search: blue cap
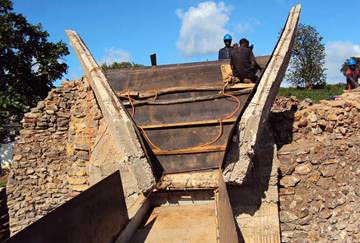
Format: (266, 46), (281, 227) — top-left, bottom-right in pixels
(348, 58), (357, 66)
(223, 34), (232, 41)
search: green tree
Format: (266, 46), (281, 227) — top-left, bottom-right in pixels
(286, 24), (327, 89)
(101, 61), (144, 70)
(0, 0), (69, 141)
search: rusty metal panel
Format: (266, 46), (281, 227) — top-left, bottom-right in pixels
(217, 171), (239, 243)
(106, 61), (224, 92)
(105, 58), (270, 93)
(6, 171), (128, 243)
(128, 95), (249, 125)
(104, 58), (268, 175)
(157, 152), (225, 173)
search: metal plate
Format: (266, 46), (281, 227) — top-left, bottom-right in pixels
(6, 172), (128, 243)
(106, 59), (268, 174)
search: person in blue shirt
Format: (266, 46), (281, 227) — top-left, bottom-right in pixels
(218, 34), (233, 60)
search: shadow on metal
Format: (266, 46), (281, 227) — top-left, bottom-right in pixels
(6, 171), (128, 243)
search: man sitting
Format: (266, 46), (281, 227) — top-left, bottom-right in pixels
(344, 58), (359, 90)
(230, 38), (261, 83)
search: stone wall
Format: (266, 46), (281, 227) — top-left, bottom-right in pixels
(271, 90), (360, 242)
(6, 78), (102, 234)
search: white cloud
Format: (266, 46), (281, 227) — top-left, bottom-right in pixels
(235, 19), (260, 34)
(100, 48), (132, 64)
(325, 41), (360, 83)
(176, 1), (231, 57)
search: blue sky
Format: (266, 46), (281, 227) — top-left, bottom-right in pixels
(13, 0), (360, 85)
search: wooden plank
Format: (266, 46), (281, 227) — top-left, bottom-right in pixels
(139, 118), (237, 130)
(7, 172), (129, 243)
(153, 145), (226, 155)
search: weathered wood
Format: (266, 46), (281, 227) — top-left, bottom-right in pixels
(120, 89), (251, 106)
(65, 30), (155, 193)
(223, 5), (302, 184)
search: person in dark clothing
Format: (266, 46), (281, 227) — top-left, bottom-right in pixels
(344, 58), (359, 90)
(230, 38), (261, 83)
(218, 34), (233, 60)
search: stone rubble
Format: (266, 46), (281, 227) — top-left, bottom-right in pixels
(6, 78), (102, 234)
(5, 75), (360, 241)
(271, 89), (360, 242)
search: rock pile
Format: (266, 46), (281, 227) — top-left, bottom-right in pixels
(271, 89), (360, 242)
(6, 78), (102, 234)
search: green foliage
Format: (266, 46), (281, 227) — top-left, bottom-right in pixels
(0, 0), (69, 139)
(340, 57), (360, 74)
(279, 83), (346, 103)
(101, 61), (144, 70)
(286, 24), (327, 89)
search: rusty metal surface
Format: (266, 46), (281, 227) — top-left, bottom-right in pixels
(128, 94), (248, 125)
(105, 57), (269, 92)
(6, 172), (128, 243)
(105, 58), (269, 174)
(217, 171), (239, 243)
(157, 152), (225, 173)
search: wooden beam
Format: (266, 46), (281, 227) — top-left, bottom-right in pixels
(153, 145), (226, 156)
(139, 118), (237, 130)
